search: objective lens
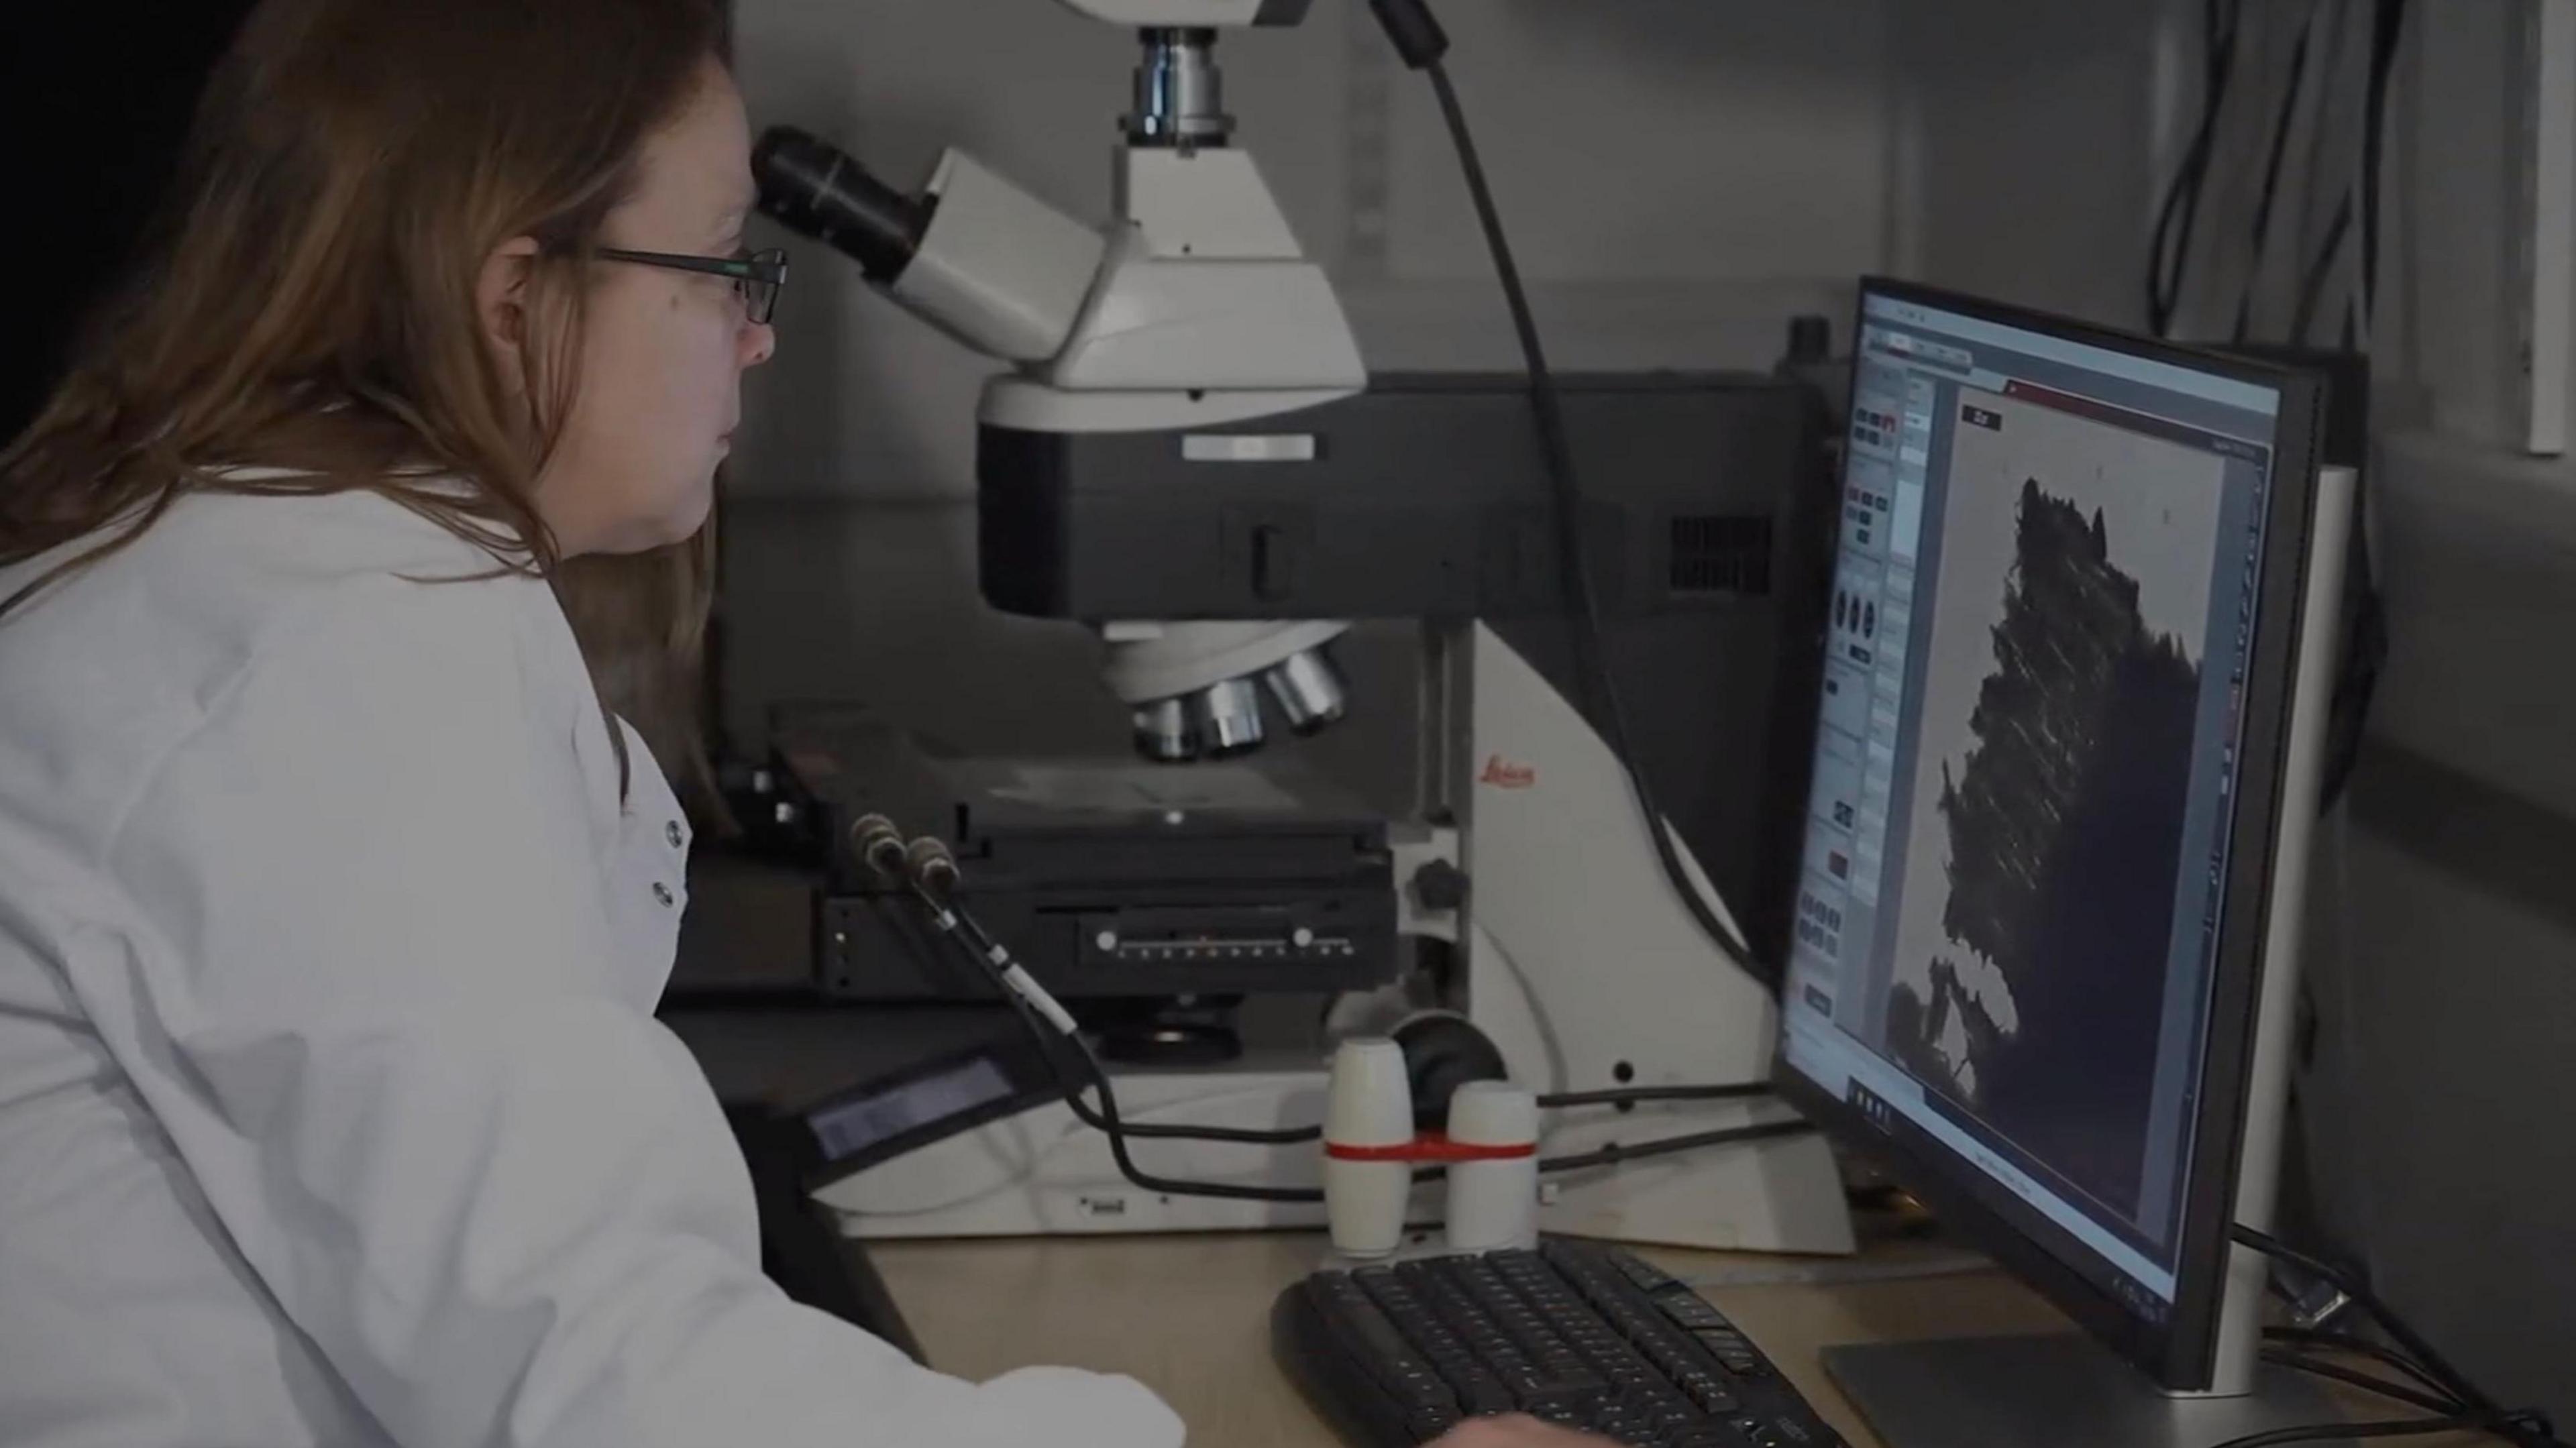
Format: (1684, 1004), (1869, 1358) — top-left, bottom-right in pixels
(1133, 698), (1199, 763)
(1187, 677), (1267, 758)
(1259, 647), (1348, 735)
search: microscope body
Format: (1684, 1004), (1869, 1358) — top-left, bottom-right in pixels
(753, 1), (1855, 1253)
(756, 0), (1362, 762)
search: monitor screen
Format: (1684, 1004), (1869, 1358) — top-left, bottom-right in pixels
(1776, 280), (2322, 1383)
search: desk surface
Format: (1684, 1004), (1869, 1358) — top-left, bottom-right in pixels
(867, 1231), (2076, 1447)
(869, 1232), (2486, 1447)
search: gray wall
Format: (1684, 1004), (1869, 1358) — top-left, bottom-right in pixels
(2286, 7), (2576, 1421)
(2289, 426), (2576, 1422)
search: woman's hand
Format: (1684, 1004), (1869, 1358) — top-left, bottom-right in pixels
(1428, 1414), (1621, 1448)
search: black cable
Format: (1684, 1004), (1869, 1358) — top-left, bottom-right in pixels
(1413, 54), (1760, 985)
(2149, 0), (2217, 330)
(1053, 1022), (1327, 1205)
(2284, 0), (2404, 346)
(1082, 1115), (1316, 1146)
(1053, 1051), (1313, 1143)
(2151, 0), (2245, 336)
(1052, 1060), (1319, 1146)
(2261, 1347), (2463, 1418)
(2259, 1330), (2567, 1448)
(2209, 1413), (2543, 1448)
(914, 882), (1325, 1203)
(2286, 192), (2353, 345)
(1536, 1082), (1772, 1109)
(989, 974), (1324, 1144)
(1536, 1118), (1814, 1176)
(2266, 1327), (2460, 1408)
(2233, 0), (2325, 345)
(1052, 1078), (1781, 1144)
(2360, 0), (2408, 331)
(2231, 1225), (2496, 1415)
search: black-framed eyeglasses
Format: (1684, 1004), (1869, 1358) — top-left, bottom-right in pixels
(594, 245), (788, 325)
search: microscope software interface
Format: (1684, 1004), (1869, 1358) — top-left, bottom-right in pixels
(1782, 290), (2286, 1319)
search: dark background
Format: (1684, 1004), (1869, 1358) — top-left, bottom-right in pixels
(2, 5), (261, 446)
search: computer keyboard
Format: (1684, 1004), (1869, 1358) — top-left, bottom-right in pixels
(1272, 1238), (1847, 1448)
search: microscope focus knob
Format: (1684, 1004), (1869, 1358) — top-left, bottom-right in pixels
(1409, 858), (1467, 913)
(1391, 1011), (1507, 1131)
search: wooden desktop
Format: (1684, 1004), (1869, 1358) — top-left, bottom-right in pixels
(865, 1230), (2076, 1448)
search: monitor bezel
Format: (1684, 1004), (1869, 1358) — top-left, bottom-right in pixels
(1770, 275), (2328, 1390)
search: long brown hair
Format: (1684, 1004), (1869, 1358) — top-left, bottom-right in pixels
(0, 0), (733, 810)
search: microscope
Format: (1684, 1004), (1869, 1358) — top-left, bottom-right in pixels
(735, 0), (1856, 1256)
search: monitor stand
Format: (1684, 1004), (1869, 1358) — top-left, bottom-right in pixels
(1825, 1333), (2347, 1448)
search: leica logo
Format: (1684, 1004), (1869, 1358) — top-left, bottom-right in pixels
(1479, 755), (1537, 789)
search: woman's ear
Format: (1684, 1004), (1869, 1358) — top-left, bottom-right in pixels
(476, 235), (543, 398)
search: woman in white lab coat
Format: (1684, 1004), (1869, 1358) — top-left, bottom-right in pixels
(0, 1), (1601, 1445)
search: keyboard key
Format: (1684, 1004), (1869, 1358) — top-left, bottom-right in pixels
(1685, 1380), (1739, 1414)
(1627, 1391), (1690, 1422)
(1609, 1251), (1684, 1294)
(1318, 1290), (1443, 1394)
(1644, 1337), (1705, 1380)
(1589, 1340), (1656, 1370)
(1407, 1406), (1461, 1441)
(1460, 1378), (1516, 1416)
(1394, 1368), (1452, 1406)
(1648, 1404), (1702, 1434)
(1655, 1294), (1733, 1331)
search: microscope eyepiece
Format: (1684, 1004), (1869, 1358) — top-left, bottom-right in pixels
(752, 125), (930, 285)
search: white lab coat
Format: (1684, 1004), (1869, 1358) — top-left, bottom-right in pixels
(0, 485), (1185, 1448)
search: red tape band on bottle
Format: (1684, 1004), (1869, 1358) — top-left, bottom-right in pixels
(1324, 1133), (1536, 1164)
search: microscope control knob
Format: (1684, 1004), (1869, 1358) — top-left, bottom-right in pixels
(1410, 858), (1467, 913)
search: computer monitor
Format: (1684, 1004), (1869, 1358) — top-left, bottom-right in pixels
(1772, 278), (2350, 1439)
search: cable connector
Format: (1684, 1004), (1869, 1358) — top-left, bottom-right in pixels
(849, 812), (908, 883)
(1366, 0), (1448, 70)
(903, 835), (959, 900)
